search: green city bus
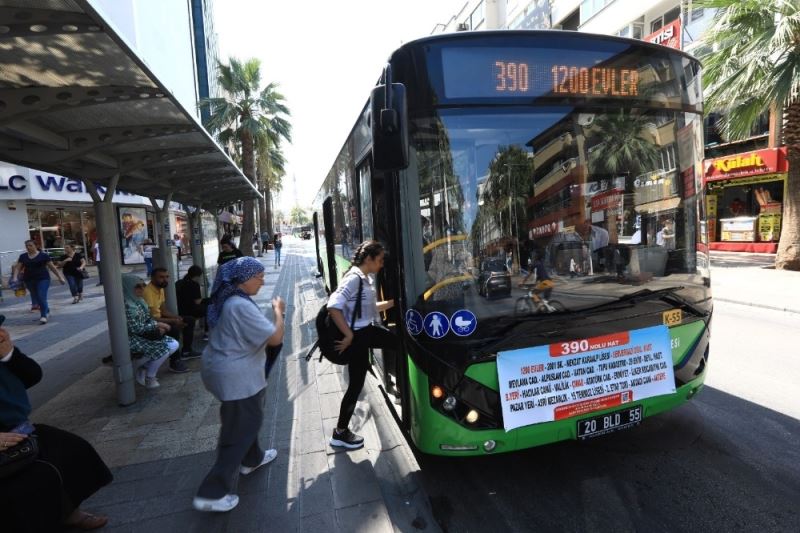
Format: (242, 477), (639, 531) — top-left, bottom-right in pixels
(311, 31), (712, 456)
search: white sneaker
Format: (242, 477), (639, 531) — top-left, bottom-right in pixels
(192, 494), (239, 513)
(39, 317), (47, 324)
(145, 377), (160, 389)
(135, 368), (147, 387)
(239, 449), (277, 475)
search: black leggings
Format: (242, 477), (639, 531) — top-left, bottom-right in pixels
(336, 325), (399, 429)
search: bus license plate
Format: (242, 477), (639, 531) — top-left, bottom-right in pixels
(577, 406), (642, 440)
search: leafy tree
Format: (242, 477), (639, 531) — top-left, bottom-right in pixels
(200, 58), (291, 254)
(290, 206), (310, 226)
(698, 0), (800, 270)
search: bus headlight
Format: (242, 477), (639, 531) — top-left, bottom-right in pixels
(442, 395), (457, 411)
(483, 440), (497, 452)
(431, 385), (444, 399)
(465, 409), (480, 424)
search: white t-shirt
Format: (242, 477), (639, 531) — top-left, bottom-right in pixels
(93, 242), (101, 261)
(143, 244), (155, 259)
(327, 268), (378, 331)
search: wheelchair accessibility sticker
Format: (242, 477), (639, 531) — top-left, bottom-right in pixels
(405, 309), (423, 336)
(424, 311), (450, 339)
(450, 310), (477, 337)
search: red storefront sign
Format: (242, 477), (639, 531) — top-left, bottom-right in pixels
(591, 188), (622, 211)
(704, 147), (788, 182)
(644, 19), (681, 50)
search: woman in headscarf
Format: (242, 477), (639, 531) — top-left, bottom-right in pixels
(122, 274), (179, 389)
(193, 257), (285, 513)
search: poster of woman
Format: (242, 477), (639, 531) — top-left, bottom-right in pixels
(119, 207), (148, 264)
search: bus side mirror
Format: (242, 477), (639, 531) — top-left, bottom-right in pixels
(370, 82), (408, 171)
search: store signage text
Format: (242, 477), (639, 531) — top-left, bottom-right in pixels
(0, 174), (137, 196)
(704, 147), (787, 181)
(711, 153), (764, 173)
(0, 175), (27, 191)
(644, 19), (681, 50)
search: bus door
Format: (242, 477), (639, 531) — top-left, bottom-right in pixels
(358, 159), (403, 398)
(312, 211), (323, 277)
(322, 197), (337, 292)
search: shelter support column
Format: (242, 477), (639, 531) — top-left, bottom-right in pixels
(150, 196), (178, 315)
(84, 177), (135, 406)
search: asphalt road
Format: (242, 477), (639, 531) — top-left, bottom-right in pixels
(416, 302), (800, 533)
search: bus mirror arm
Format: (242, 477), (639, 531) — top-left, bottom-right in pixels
(371, 64), (409, 172)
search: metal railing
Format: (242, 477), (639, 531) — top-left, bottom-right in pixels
(0, 249), (24, 302)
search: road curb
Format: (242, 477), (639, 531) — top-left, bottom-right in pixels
(365, 375), (442, 532)
(715, 297), (800, 315)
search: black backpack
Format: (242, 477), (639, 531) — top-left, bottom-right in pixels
(306, 276), (363, 365)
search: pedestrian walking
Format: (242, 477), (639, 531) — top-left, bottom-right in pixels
(261, 230), (270, 253)
(142, 239), (155, 277)
(174, 234), (183, 264)
(216, 238), (243, 265)
(327, 240), (397, 450)
(92, 240), (103, 286)
(273, 233), (282, 268)
(60, 244), (86, 304)
(193, 257), (285, 513)
(11, 240), (65, 324)
(122, 274), (179, 389)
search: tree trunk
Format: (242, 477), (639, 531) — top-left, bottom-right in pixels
(264, 179), (274, 237)
(776, 102), (800, 270)
(239, 130), (256, 256)
(257, 176), (268, 237)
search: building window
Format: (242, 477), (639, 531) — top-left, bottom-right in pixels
(663, 6), (681, 25)
(650, 16), (663, 33)
(660, 145), (676, 172)
(617, 16), (644, 40)
(580, 0), (614, 24)
(470, 1), (485, 30)
(691, 7), (704, 21)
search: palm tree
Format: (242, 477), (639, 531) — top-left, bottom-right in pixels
(256, 134), (287, 236)
(586, 111), (661, 177)
(200, 58), (291, 254)
(699, 0), (800, 270)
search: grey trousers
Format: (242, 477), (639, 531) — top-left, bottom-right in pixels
(197, 387), (266, 499)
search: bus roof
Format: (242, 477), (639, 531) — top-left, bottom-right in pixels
(390, 30), (701, 66)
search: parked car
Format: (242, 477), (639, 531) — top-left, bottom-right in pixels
(477, 258), (512, 299)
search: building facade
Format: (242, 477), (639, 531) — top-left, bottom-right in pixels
(0, 0), (228, 274)
(432, 0), (785, 254)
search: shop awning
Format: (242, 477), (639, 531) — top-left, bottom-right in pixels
(634, 196), (682, 214)
(0, 0), (259, 207)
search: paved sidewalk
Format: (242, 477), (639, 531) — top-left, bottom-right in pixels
(709, 251), (800, 314)
(25, 241), (437, 532)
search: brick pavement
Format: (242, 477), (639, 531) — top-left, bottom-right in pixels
(9, 240), (436, 532)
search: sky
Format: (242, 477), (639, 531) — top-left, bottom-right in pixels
(213, 0), (467, 212)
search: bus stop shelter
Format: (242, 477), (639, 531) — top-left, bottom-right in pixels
(0, 0), (260, 405)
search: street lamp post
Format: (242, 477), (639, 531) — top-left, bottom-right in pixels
(506, 164), (522, 274)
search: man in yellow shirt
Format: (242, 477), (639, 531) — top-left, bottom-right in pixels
(143, 267), (198, 373)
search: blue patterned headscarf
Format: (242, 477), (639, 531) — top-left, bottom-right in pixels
(206, 256), (265, 328)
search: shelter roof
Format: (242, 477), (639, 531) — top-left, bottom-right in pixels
(0, 0), (258, 207)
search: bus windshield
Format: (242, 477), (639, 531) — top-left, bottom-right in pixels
(402, 105), (708, 340)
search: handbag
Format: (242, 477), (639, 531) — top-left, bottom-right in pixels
(140, 326), (164, 341)
(308, 276), (363, 365)
(0, 435), (39, 479)
(79, 268), (90, 279)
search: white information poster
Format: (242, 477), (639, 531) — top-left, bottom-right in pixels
(497, 325), (675, 431)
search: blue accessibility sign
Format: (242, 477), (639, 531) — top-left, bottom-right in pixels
(424, 311), (450, 339)
(405, 309), (423, 336)
(450, 310), (477, 337)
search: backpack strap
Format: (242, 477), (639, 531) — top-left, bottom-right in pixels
(350, 276), (364, 331)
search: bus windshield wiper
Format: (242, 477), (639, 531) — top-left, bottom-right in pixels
(477, 286), (709, 352)
(577, 286), (708, 317)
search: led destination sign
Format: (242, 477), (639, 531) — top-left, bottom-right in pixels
(441, 46), (660, 102)
(494, 61), (639, 97)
